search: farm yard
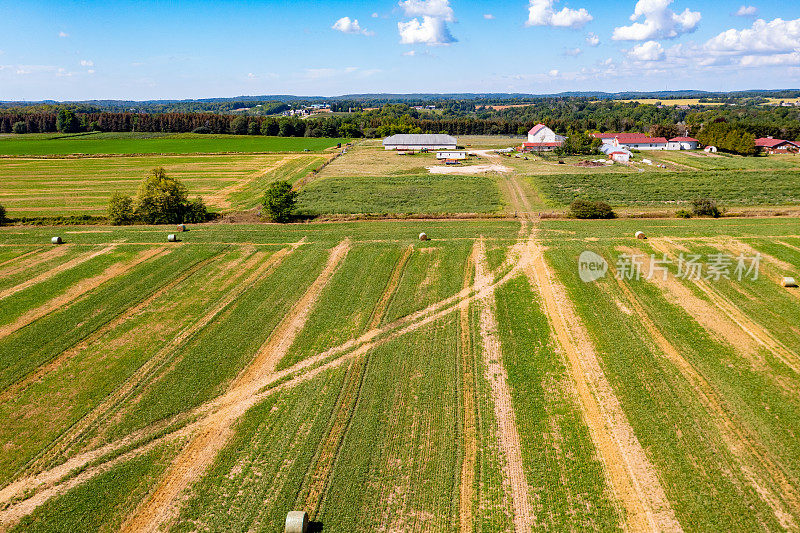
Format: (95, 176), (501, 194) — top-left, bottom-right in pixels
(0, 217), (800, 532)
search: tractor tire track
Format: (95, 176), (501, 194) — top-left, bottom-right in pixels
(475, 238), (535, 532)
(0, 251), (227, 403)
(0, 247), (164, 341)
(118, 240), (349, 533)
(0, 247), (53, 275)
(609, 265), (800, 530)
(460, 242), (478, 533)
(523, 235), (681, 532)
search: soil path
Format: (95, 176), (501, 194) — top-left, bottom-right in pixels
(609, 263), (799, 529)
(426, 163), (512, 175)
(0, 247), (165, 341)
(0, 247), (61, 276)
(118, 240), (349, 533)
(0, 245), (115, 301)
(459, 242), (478, 532)
(523, 234), (682, 532)
(475, 238), (535, 531)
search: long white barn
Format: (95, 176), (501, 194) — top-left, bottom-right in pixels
(383, 134), (458, 151)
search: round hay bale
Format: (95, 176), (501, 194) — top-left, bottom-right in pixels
(635, 231), (647, 240)
(782, 277), (798, 288)
(177, 224), (186, 232)
(51, 236), (63, 245)
(167, 234), (178, 243)
(284, 511), (308, 533)
(419, 232), (428, 241)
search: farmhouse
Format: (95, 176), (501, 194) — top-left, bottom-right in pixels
(600, 143), (632, 163)
(592, 133), (669, 150)
(383, 134), (457, 151)
(521, 124), (565, 152)
(436, 150), (468, 160)
(667, 136), (700, 150)
(755, 137), (800, 154)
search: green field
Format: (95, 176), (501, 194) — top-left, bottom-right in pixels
(1, 218), (799, 531)
(0, 133), (345, 156)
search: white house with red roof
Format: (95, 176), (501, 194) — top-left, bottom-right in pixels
(667, 136), (700, 150)
(521, 124), (566, 152)
(755, 137), (799, 154)
(592, 132), (669, 150)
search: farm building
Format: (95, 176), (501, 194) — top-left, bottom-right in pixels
(436, 150), (468, 160)
(600, 143), (632, 162)
(521, 124), (566, 152)
(667, 136), (700, 150)
(593, 133), (669, 150)
(755, 137), (800, 154)
(383, 134), (458, 151)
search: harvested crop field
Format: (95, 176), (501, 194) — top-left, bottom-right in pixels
(1, 217), (800, 532)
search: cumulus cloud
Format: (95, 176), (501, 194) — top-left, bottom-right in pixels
(484, 13), (495, 20)
(398, 0), (456, 45)
(526, 0), (593, 29)
(399, 0), (455, 21)
(585, 32), (600, 46)
(628, 40), (665, 60)
(403, 50), (416, 56)
(705, 17), (800, 54)
(58, 31), (69, 38)
(398, 16), (456, 45)
(735, 5), (758, 17)
(80, 59), (94, 67)
(613, 0), (701, 41)
(548, 69), (560, 77)
(332, 17), (373, 35)
(564, 47), (583, 56)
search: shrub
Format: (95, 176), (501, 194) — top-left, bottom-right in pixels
(675, 208), (693, 219)
(691, 198), (722, 218)
(192, 126), (212, 134)
(12, 121), (27, 134)
(108, 193), (135, 225)
(569, 199), (616, 219)
(0, 203), (6, 224)
(184, 197), (208, 223)
(262, 181), (298, 223)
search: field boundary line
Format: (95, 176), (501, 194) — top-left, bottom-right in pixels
(0, 245), (116, 302)
(475, 237), (535, 532)
(609, 265), (800, 529)
(118, 239), (349, 533)
(523, 234), (682, 533)
(0, 250), (228, 403)
(22, 243), (300, 477)
(0, 247), (166, 342)
(0, 247), (49, 274)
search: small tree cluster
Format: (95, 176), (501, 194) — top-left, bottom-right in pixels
(12, 121), (27, 134)
(696, 122), (758, 156)
(262, 181), (298, 223)
(556, 131), (602, 156)
(691, 198), (722, 218)
(569, 199), (616, 219)
(108, 168), (208, 225)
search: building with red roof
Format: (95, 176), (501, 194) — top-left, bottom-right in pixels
(522, 124), (566, 152)
(668, 136), (700, 150)
(755, 137), (799, 154)
(591, 132), (670, 150)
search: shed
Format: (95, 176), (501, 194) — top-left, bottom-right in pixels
(383, 134), (458, 151)
(667, 137), (700, 150)
(704, 146), (718, 153)
(436, 150), (468, 160)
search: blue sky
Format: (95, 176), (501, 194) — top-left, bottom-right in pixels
(1, 0), (799, 100)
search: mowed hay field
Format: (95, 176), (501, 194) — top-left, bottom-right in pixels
(2, 218), (800, 531)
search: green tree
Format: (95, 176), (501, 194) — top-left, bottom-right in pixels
(107, 193), (135, 225)
(691, 198), (722, 218)
(12, 121), (27, 134)
(230, 116), (248, 135)
(247, 120), (260, 135)
(183, 197), (208, 223)
(134, 167), (191, 224)
(56, 109), (80, 133)
(262, 180), (297, 223)
(0, 203), (6, 225)
(569, 199), (616, 219)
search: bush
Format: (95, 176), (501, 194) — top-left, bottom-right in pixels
(192, 126), (212, 134)
(108, 193), (135, 225)
(262, 181), (298, 223)
(0, 203), (6, 224)
(12, 121), (27, 134)
(675, 208), (693, 219)
(569, 199), (616, 219)
(183, 197), (208, 223)
(691, 198), (722, 218)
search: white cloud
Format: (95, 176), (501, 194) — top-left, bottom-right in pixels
(735, 5), (758, 17)
(705, 17), (800, 54)
(585, 32), (600, 46)
(548, 69), (560, 76)
(398, 15), (456, 45)
(403, 50), (416, 56)
(739, 52), (800, 66)
(247, 72), (257, 79)
(628, 40), (665, 60)
(613, 0), (701, 41)
(399, 0), (455, 22)
(87, 69), (95, 74)
(332, 16), (372, 35)
(564, 47), (583, 56)
(372, 12), (379, 18)
(58, 31), (69, 38)
(80, 59), (94, 67)
(526, 0), (592, 29)
(484, 13), (495, 20)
